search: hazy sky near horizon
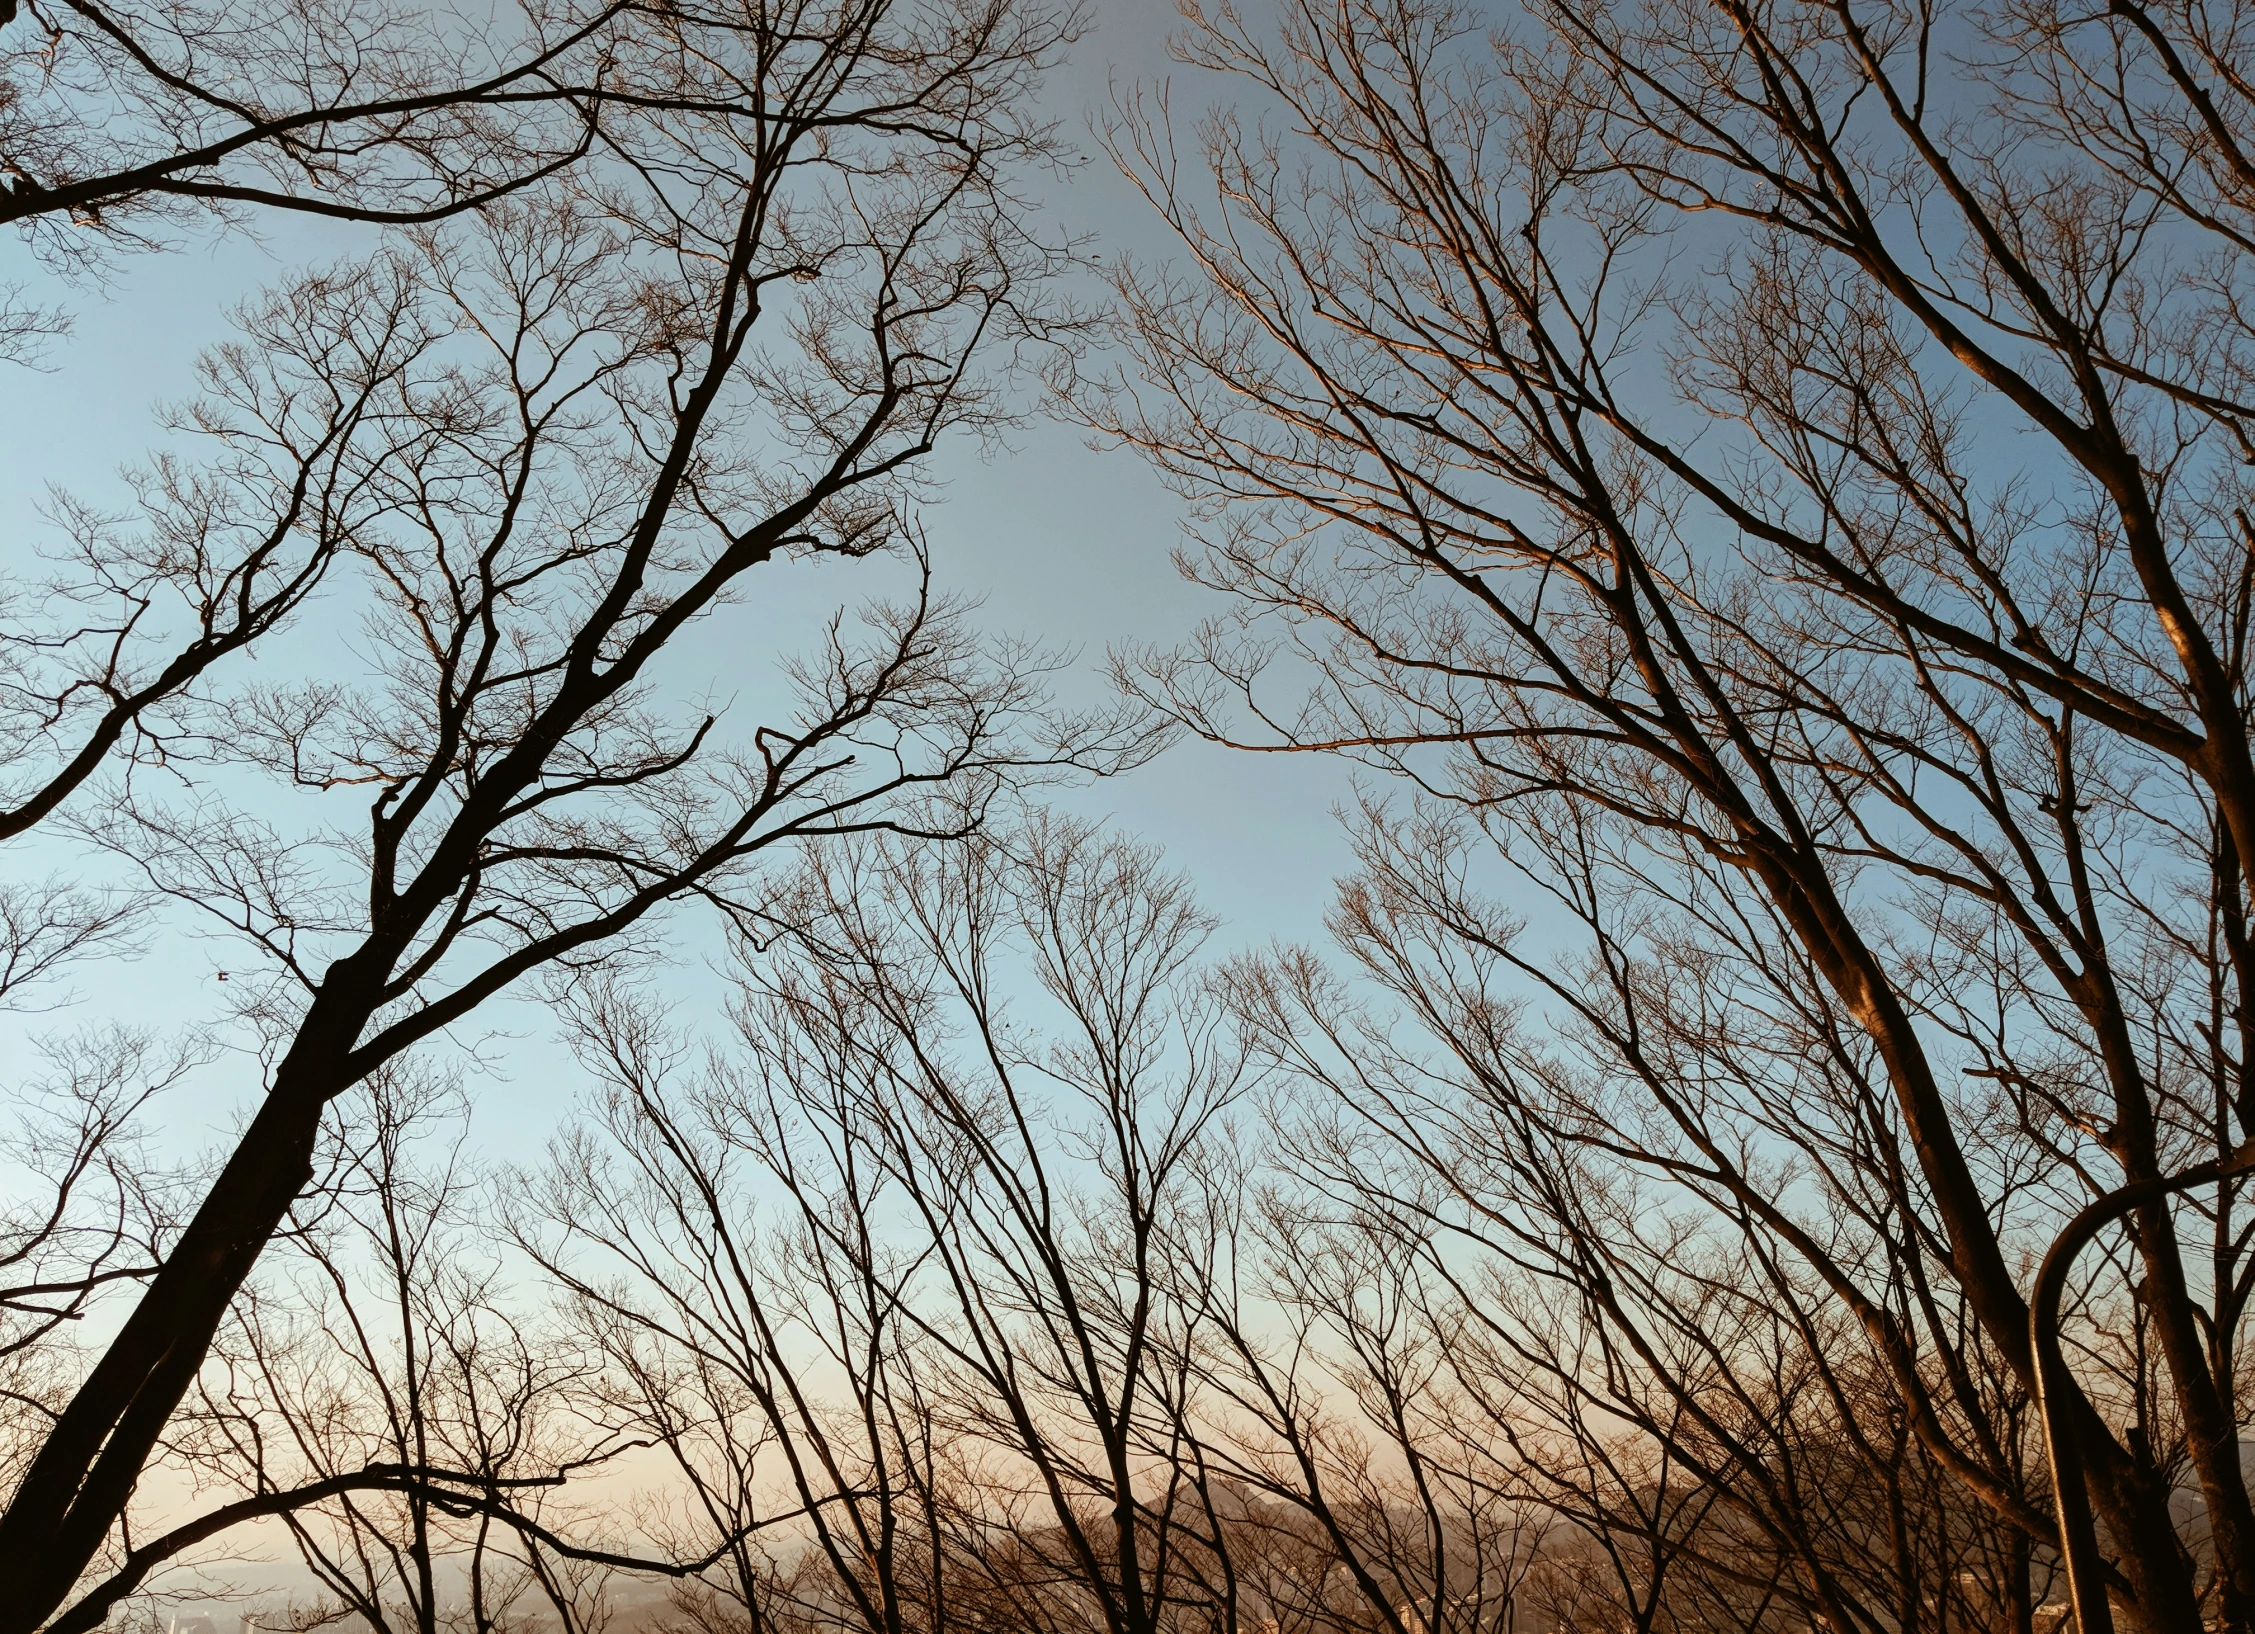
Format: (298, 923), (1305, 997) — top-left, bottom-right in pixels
(0, 0), (1363, 1157)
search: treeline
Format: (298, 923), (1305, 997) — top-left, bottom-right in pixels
(3, 0), (2255, 1630)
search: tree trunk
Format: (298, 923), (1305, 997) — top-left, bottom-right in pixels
(0, 1008), (360, 1632)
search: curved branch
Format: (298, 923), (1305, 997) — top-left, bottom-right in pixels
(2032, 1143), (2255, 1634)
(41, 1461), (863, 1634)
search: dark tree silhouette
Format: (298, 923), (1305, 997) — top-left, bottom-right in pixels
(1085, 0), (2255, 1627)
(0, 1), (1148, 1622)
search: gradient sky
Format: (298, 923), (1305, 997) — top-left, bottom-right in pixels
(0, 0), (1361, 1160)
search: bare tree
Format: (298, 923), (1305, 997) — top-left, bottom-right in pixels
(761, 819), (1244, 1634)
(1082, 0), (2255, 1627)
(50, 1065), (831, 1634)
(1231, 943), (2058, 1633)
(529, 815), (1254, 1634)
(116, 1067), (617, 1634)
(0, 1029), (194, 1509)
(0, 264), (419, 1596)
(0, 0), (623, 868)
(1152, 1129), (1554, 1634)
(527, 972), (962, 1634)
(0, 0), (1148, 1619)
